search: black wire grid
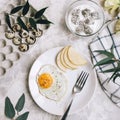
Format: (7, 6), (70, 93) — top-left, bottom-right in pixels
(88, 20), (120, 108)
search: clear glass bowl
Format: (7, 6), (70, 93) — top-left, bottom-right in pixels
(65, 0), (105, 38)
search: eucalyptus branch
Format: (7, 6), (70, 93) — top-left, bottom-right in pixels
(5, 0), (53, 31)
(5, 93), (29, 120)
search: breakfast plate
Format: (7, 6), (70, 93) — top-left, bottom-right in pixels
(28, 47), (97, 115)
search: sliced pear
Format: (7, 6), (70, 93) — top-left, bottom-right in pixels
(56, 50), (67, 72)
(60, 46), (72, 69)
(63, 46), (78, 69)
(67, 46), (87, 66)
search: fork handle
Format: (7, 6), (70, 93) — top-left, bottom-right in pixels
(61, 99), (73, 120)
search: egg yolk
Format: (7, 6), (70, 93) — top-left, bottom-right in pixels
(38, 73), (53, 88)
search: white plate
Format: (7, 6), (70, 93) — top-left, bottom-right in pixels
(28, 47), (97, 115)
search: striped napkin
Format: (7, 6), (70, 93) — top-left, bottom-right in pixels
(89, 19), (120, 108)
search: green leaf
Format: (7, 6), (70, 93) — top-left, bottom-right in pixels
(5, 14), (12, 30)
(22, 1), (30, 16)
(15, 93), (25, 112)
(94, 50), (114, 58)
(101, 68), (118, 73)
(110, 45), (114, 54)
(36, 19), (53, 24)
(109, 71), (118, 80)
(17, 17), (28, 31)
(35, 7), (48, 19)
(29, 18), (37, 30)
(10, 6), (23, 14)
(5, 97), (15, 119)
(16, 112), (29, 120)
(94, 58), (114, 67)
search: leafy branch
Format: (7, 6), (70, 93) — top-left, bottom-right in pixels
(5, 93), (29, 120)
(5, 0), (52, 31)
(94, 45), (120, 82)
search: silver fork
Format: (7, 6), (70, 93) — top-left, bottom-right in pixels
(61, 71), (89, 120)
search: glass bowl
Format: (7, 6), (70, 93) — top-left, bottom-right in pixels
(65, 0), (105, 38)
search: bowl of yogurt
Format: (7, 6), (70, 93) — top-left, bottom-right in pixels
(65, 0), (105, 38)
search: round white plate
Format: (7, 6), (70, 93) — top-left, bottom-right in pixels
(28, 47), (97, 115)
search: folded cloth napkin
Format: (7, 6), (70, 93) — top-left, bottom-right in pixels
(89, 19), (120, 108)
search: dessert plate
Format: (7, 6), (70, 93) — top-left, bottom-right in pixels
(28, 47), (97, 115)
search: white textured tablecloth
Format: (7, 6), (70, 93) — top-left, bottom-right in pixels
(0, 0), (120, 120)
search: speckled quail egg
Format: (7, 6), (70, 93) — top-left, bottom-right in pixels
(18, 43), (29, 52)
(25, 36), (36, 45)
(12, 37), (22, 45)
(19, 30), (29, 38)
(5, 31), (15, 39)
(32, 29), (43, 37)
(12, 23), (21, 31)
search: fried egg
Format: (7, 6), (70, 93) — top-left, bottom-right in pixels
(37, 64), (67, 101)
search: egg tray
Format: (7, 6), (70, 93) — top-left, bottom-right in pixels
(0, 39), (20, 76)
(0, 0), (49, 53)
(0, 0), (49, 77)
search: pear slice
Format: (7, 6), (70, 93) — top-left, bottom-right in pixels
(67, 46), (87, 66)
(56, 49), (67, 72)
(60, 46), (72, 69)
(63, 46), (78, 69)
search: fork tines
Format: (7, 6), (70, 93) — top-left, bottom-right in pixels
(76, 71), (89, 89)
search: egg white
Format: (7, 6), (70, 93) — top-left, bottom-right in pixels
(37, 64), (67, 101)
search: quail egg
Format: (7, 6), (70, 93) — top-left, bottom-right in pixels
(19, 30), (29, 38)
(32, 29), (43, 37)
(18, 43), (29, 52)
(25, 36), (36, 45)
(12, 23), (21, 31)
(5, 31), (15, 39)
(12, 37), (22, 45)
